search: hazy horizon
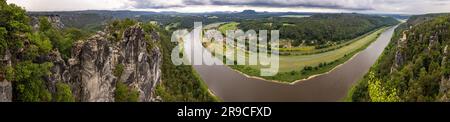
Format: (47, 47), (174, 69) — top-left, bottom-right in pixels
(6, 0), (450, 15)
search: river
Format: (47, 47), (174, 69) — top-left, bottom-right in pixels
(191, 26), (398, 102)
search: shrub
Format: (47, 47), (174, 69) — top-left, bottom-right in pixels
(115, 81), (139, 102)
(55, 82), (75, 102)
(113, 64), (124, 78)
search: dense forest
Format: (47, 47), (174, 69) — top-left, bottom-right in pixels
(154, 22), (219, 102)
(349, 14), (450, 102)
(0, 0), (83, 101)
(238, 14), (399, 46)
(0, 0), (217, 102)
(27, 10), (313, 31)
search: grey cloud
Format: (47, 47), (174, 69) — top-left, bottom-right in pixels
(128, 0), (376, 10)
(128, 0), (185, 9)
(125, 0), (450, 14)
(196, 0), (372, 10)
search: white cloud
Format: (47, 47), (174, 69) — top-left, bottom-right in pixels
(7, 0), (129, 11)
(6, 0), (450, 14)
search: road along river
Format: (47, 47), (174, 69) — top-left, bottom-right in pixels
(190, 26), (398, 102)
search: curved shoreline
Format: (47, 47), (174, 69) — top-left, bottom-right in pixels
(193, 25), (398, 101)
(225, 27), (390, 85)
(227, 49), (363, 85)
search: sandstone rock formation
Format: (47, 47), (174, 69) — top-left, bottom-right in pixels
(391, 30), (408, 73)
(440, 45), (450, 101)
(30, 15), (65, 30)
(66, 24), (162, 102)
(0, 81), (12, 102)
(0, 48), (12, 102)
(0, 23), (162, 102)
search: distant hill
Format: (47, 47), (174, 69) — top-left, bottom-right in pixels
(240, 10), (257, 14)
(27, 10), (404, 36)
(406, 13), (450, 26)
(238, 13), (399, 46)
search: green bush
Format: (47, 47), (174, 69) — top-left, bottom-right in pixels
(107, 19), (138, 42)
(28, 32), (53, 54)
(115, 81), (139, 102)
(0, 0), (30, 52)
(39, 17), (52, 32)
(113, 64), (125, 78)
(13, 61), (53, 102)
(55, 82), (75, 102)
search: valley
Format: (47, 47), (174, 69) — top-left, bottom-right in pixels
(2, 0), (450, 103)
(192, 24), (398, 101)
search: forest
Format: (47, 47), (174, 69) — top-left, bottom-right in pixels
(349, 14), (450, 102)
(0, 1), (82, 101)
(238, 13), (399, 46)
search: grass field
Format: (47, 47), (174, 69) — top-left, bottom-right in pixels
(205, 27), (387, 83)
(275, 29), (383, 55)
(218, 22), (239, 34)
(279, 15), (311, 18)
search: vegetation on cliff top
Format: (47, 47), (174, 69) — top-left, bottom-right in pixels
(1, 1), (79, 102)
(156, 24), (220, 102)
(349, 14), (450, 102)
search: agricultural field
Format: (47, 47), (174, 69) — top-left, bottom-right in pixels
(218, 22), (239, 34)
(203, 25), (387, 82)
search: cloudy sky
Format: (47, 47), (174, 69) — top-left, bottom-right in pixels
(7, 0), (450, 14)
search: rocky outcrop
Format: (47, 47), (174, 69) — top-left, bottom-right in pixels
(17, 23), (164, 102)
(0, 21), (161, 102)
(66, 24), (162, 102)
(68, 31), (115, 102)
(0, 49), (12, 102)
(48, 15), (65, 29)
(0, 81), (12, 102)
(30, 15), (65, 30)
(440, 45), (450, 101)
(427, 33), (439, 52)
(391, 31), (408, 73)
(117, 26), (162, 102)
(41, 50), (71, 99)
(443, 45), (448, 68)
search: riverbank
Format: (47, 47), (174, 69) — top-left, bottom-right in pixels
(193, 25), (398, 101)
(227, 27), (389, 83)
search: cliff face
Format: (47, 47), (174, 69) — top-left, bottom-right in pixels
(66, 25), (162, 102)
(30, 15), (65, 30)
(0, 16), (162, 102)
(0, 24), (163, 102)
(0, 49), (12, 102)
(0, 81), (12, 102)
(118, 26), (162, 102)
(68, 31), (116, 102)
(392, 31), (408, 72)
(440, 45), (450, 101)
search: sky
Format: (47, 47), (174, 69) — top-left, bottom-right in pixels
(6, 0), (450, 14)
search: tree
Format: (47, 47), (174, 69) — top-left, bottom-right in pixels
(55, 82), (75, 102)
(113, 64), (124, 78)
(28, 32), (53, 54)
(13, 61), (53, 102)
(0, 27), (6, 54)
(114, 81), (139, 102)
(49, 27), (83, 59)
(0, 0), (31, 53)
(39, 17), (52, 32)
(368, 72), (401, 102)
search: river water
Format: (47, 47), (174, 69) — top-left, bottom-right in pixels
(191, 26), (397, 102)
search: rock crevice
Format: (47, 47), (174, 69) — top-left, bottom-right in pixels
(65, 25), (162, 102)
